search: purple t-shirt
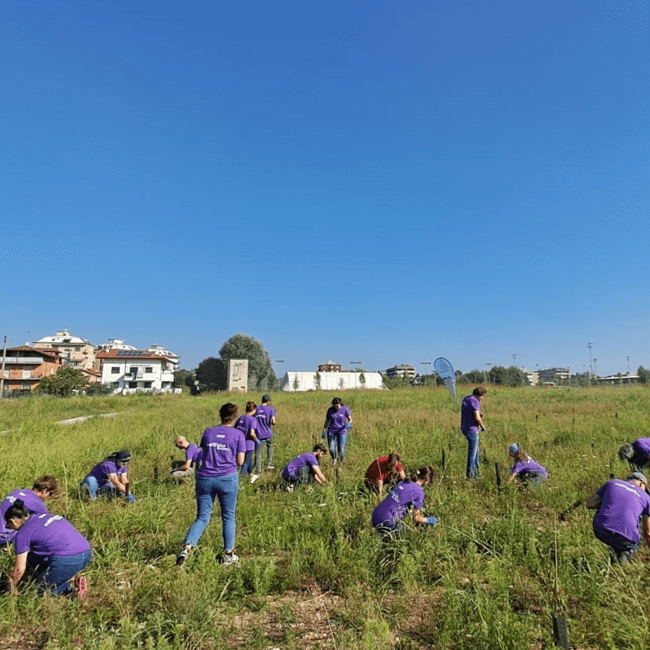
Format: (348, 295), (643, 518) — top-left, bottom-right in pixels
(372, 481), (425, 527)
(460, 395), (481, 433)
(631, 438), (650, 466)
(197, 424), (246, 478)
(254, 405), (276, 440)
(186, 443), (202, 466)
(84, 460), (121, 488)
(326, 405), (352, 435)
(512, 457), (548, 479)
(0, 489), (50, 545)
(282, 453), (319, 481)
(235, 414), (258, 452)
(14, 513), (90, 558)
(594, 479), (650, 543)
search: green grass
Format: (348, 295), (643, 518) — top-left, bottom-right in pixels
(1, 386), (650, 649)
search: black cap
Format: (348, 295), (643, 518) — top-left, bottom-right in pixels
(116, 449), (132, 462)
(262, 394), (271, 402)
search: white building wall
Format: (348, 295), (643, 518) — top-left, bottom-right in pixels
(281, 371), (384, 392)
(100, 359), (175, 393)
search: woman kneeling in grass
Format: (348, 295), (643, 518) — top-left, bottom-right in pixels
(4, 500), (90, 599)
(371, 465), (437, 537)
(177, 403), (245, 567)
(507, 443), (548, 486)
(364, 453), (407, 499)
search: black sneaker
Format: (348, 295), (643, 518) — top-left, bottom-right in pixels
(176, 548), (189, 566)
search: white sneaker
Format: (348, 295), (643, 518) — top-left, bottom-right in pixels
(221, 552), (239, 565)
(286, 484), (294, 493)
(250, 474), (260, 484)
(267, 464), (275, 470)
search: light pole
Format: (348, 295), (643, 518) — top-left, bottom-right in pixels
(512, 353), (517, 367)
(485, 362), (492, 384)
(593, 358), (597, 379)
(627, 356), (630, 375)
(587, 343), (593, 375)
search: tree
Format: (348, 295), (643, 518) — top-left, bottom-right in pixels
(292, 374), (300, 391)
(219, 334), (276, 391)
(314, 371), (322, 391)
(195, 357), (227, 392)
(359, 372), (366, 388)
(173, 369), (194, 389)
(35, 367), (89, 397)
(638, 366), (650, 384)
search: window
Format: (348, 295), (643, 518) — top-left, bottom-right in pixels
(129, 382), (137, 388)
(111, 367), (120, 374)
(144, 381), (152, 388)
(22, 370), (32, 379)
(21, 382), (31, 390)
(130, 367), (138, 376)
(145, 366), (153, 373)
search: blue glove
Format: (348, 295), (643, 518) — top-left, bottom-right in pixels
(425, 516), (438, 526)
(346, 422), (353, 430)
(126, 494), (136, 503)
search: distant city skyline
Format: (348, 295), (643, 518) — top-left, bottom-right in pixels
(2, 1), (647, 380)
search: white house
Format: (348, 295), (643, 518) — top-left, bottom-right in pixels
(281, 371), (384, 392)
(97, 349), (176, 394)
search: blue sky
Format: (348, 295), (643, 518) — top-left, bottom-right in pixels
(1, 0), (648, 377)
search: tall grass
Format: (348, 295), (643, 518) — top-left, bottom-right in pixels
(1, 386), (649, 648)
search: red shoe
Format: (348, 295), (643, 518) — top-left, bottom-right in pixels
(75, 576), (88, 601)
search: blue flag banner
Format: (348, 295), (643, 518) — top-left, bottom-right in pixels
(434, 357), (457, 401)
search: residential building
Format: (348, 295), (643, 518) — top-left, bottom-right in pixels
(0, 346), (62, 393)
(318, 360), (342, 372)
(281, 371), (384, 392)
(33, 330), (97, 374)
(385, 364), (416, 379)
(97, 350), (176, 393)
(537, 367), (571, 382)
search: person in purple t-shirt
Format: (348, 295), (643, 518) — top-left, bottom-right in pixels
(460, 387), (486, 479)
(80, 450), (135, 502)
(4, 499), (91, 598)
(0, 476), (60, 547)
(586, 472), (650, 563)
(619, 437), (650, 471)
(171, 436), (203, 478)
(372, 466), (438, 538)
(322, 397), (353, 465)
(281, 444), (329, 491)
(253, 395), (276, 477)
(507, 443), (548, 486)
(176, 403), (246, 567)
(235, 401), (259, 482)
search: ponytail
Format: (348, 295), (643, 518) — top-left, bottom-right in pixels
(410, 465), (435, 484)
(5, 499), (29, 523)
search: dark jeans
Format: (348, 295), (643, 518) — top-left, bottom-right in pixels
(593, 524), (639, 563)
(240, 450), (254, 478)
(282, 465), (314, 486)
(30, 550), (92, 595)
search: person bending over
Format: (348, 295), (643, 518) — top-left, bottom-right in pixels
(281, 444), (329, 491)
(507, 444), (548, 486)
(80, 450), (135, 502)
(0, 476), (60, 547)
(364, 454), (407, 498)
(4, 499), (91, 598)
(619, 437), (650, 471)
(171, 436), (202, 478)
(586, 472), (650, 564)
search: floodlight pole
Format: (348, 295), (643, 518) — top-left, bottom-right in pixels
(0, 336), (7, 398)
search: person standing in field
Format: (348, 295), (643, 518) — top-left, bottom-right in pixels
(506, 444), (548, 485)
(371, 465), (438, 538)
(176, 403), (245, 567)
(171, 436), (203, 479)
(4, 500), (91, 598)
(618, 437), (650, 471)
(281, 444), (329, 491)
(80, 450), (135, 502)
(253, 394), (276, 478)
(235, 401), (259, 482)
(460, 386), (486, 479)
(586, 472), (650, 563)
(323, 397), (352, 465)
(364, 454), (407, 498)
(0, 476), (60, 547)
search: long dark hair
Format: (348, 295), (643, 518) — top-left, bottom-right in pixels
(387, 453), (401, 471)
(410, 465), (435, 485)
(4, 499), (29, 523)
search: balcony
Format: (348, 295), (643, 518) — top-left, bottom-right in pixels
(0, 356), (45, 365)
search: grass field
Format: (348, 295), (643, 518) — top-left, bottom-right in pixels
(1, 386), (649, 650)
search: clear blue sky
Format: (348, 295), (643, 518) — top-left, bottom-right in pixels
(1, 0), (648, 377)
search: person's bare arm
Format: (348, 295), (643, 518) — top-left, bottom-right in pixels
(641, 515), (650, 548)
(236, 452), (245, 467)
(119, 472), (129, 486)
(507, 472), (518, 484)
(376, 478), (384, 499)
(473, 410), (484, 429)
(9, 552), (28, 592)
(109, 473), (127, 493)
(312, 466), (328, 485)
(249, 428), (259, 444)
(397, 468), (407, 481)
(585, 493), (602, 509)
(413, 509), (427, 525)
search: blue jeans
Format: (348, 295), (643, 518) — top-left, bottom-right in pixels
(282, 465), (314, 486)
(31, 550), (92, 595)
(240, 450), (254, 478)
(594, 524), (640, 563)
(328, 432), (348, 463)
(462, 429), (480, 479)
(80, 476), (128, 500)
(255, 438), (274, 473)
(184, 473), (239, 552)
